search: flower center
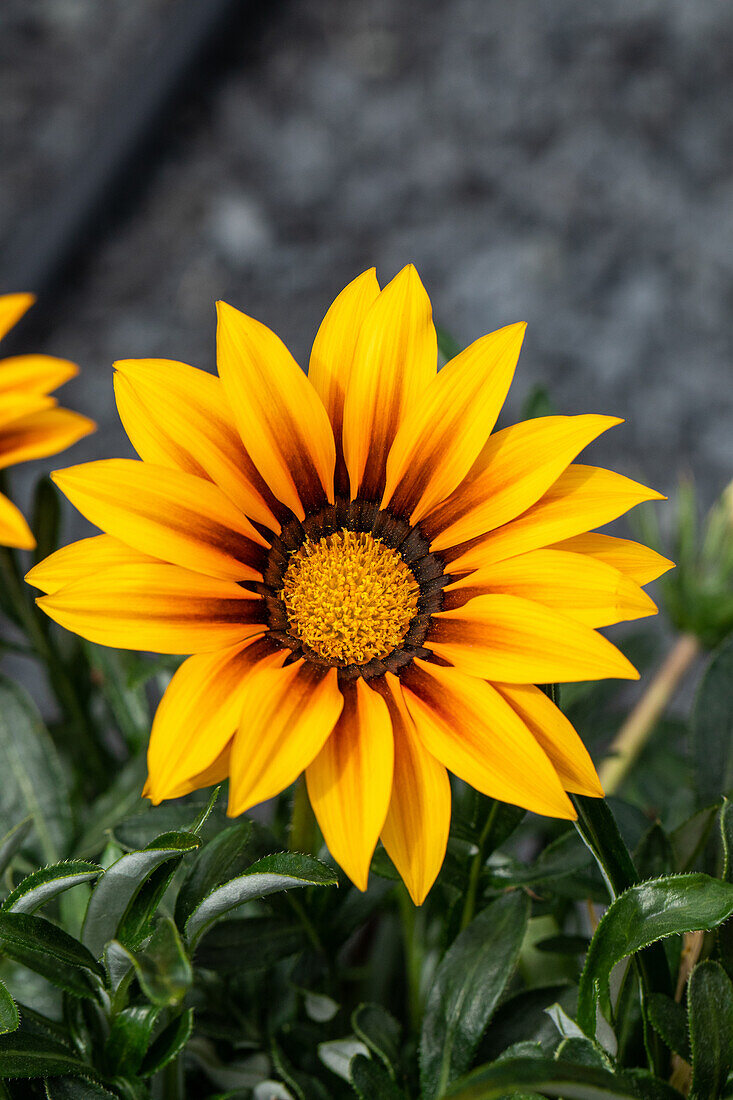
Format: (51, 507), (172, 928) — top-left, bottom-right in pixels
(280, 529), (420, 665)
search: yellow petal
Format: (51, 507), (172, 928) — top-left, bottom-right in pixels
(443, 549), (657, 629)
(0, 355), (78, 396)
(36, 563), (266, 653)
(306, 677), (393, 891)
(0, 293), (34, 343)
(151, 740), (233, 802)
(427, 593), (639, 682)
(52, 459), (268, 583)
(495, 683), (603, 797)
(26, 534), (158, 595)
(446, 464), (665, 573)
(0, 408), (95, 470)
(342, 265), (437, 501)
(0, 490), (34, 549)
(401, 659), (575, 819)
(308, 269), (380, 492)
(382, 323), (526, 522)
(114, 359), (281, 532)
(146, 636), (286, 803)
(426, 416), (622, 551)
(379, 674), (450, 905)
(228, 661), (343, 814)
(0, 393), (57, 430)
(216, 301), (335, 520)
(549, 533), (674, 585)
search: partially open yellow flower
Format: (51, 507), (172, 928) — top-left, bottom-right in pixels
(0, 294), (95, 548)
(27, 266), (671, 903)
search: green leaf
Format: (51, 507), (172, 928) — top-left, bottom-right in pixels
(442, 1056), (640, 1099)
(0, 1031), (95, 1079)
(688, 960), (733, 1100)
(185, 852), (337, 947)
(126, 917), (192, 1007)
(0, 912), (103, 999)
(174, 820), (252, 929)
(350, 1053), (405, 1100)
(138, 1007), (193, 1077)
(625, 1069), (684, 1100)
(0, 979), (19, 1036)
(0, 818), (32, 878)
(634, 824), (673, 881)
(670, 806), (719, 872)
(352, 1003), (401, 1076)
(72, 756), (147, 860)
(81, 830), (200, 957)
(31, 477), (62, 567)
(489, 829), (591, 887)
(103, 1004), (159, 1076)
(555, 1036), (613, 1072)
(692, 634), (733, 808)
(194, 916), (305, 972)
(2, 861), (101, 915)
(420, 890), (529, 1099)
(45, 1077), (117, 1099)
(646, 993), (690, 1061)
(0, 674), (71, 863)
(319, 1038), (370, 1080)
(578, 873), (733, 1036)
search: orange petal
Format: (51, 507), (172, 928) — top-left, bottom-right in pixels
(216, 301), (335, 519)
(495, 683), (603, 797)
(0, 293), (34, 343)
(342, 265), (437, 501)
(146, 636), (286, 803)
(26, 534), (157, 595)
(0, 490), (34, 549)
(306, 677), (393, 891)
(36, 563), (266, 653)
(445, 464), (665, 573)
(549, 533), (674, 585)
(114, 358), (281, 532)
(228, 661), (343, 814)
(379, 674), (450, 905)
(401, 660), (574, 819)
(149, 740), (234, 802)
(0, 393), (57, 430)
(427, 593), (639, 682)
(425, 416), (622, 551)
(52, 459), (268, 583)
(308, 270), (380, 492)
(0, 355), (78, 396)
(0, 408), (95, 470)
(443, 549), (657, 628)
(382, 323), (525, 521)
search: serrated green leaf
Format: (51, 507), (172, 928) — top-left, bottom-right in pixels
(139, 1007), (193, 1077)
(2, 861), (101, 915)
(352, 1003), (401, 1076)
(0, 674), (71, 863)
(692, 634), (733, 808)
(578, 873), (733, 1036)
(128, 917), (192, 1007)
(0, 912), (103, 999)
(689, 960), (733, 1100)
(0, 979), (19, 1036)
(82, 830), (200, 957)
(319, 1038), (370, 1080)
(174, 821), (252, 929)
(420, 890), (529, 1098)
(0, 1031), (95, 1079)
(103, 1004), (159, 1076)
(624, 1068), (683, 1100)
(0, 818), (32, 878)
(646, 993), (690, 1061)
(349, 1053), (405, 1099)
(443, 1056), (639, 1099)
(555, 1036), (613, 1072)
(45, 1077), (117, 1099)
(185, 852), (337, 947)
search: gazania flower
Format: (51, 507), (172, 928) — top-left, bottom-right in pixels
(27, 266), (671, 903)
(0, 294), (94, 548)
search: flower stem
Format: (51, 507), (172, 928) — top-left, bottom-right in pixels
(460, 800), (499, 931)
(288, 774), (318, 855)
(398, 883), (423, 1034)
(598, 633), (701, 796)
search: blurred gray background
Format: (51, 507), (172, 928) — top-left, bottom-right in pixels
(2, 0), (732, 536)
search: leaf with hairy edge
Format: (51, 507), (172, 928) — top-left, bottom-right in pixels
(688, 960), (733, 1100)
(2, 862), (102, 915)
(442, 1056), (639, 1099)
(0, 980), (19, 1036)
(0, 675), (71, 863)
(350, 1054), (405, 1100)
(646, 994), (690, 1061)
(123, 917), (192, 1007)
(45, 1077), (117, 1099)
(692, 634), (733, 808)
(578, 874), (733, 1037)
(0, 818), (32, 878)
(352, 1003), (401, 1077)
(0, 913), (103, 998)
(0, 1031), (97, 1079)
(185, 852), (338, 947)
(174, 821), (252, 929)
(420, 890), (529, 1099)
(81, 830), (200, 957)
(103, 1004), (159, 1077)
(139, 1008), (193, 1077)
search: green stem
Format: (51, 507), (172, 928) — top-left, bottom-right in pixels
(460, 800), (499, 931)
(398, 884), (423, 1034)
(288, 775), (318, 855)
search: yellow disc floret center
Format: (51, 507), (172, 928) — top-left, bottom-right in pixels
(280, 530), (420, 665)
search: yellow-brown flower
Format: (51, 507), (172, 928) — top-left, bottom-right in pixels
(0, 294), (94, 548)
(27, 267), (671, 903)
